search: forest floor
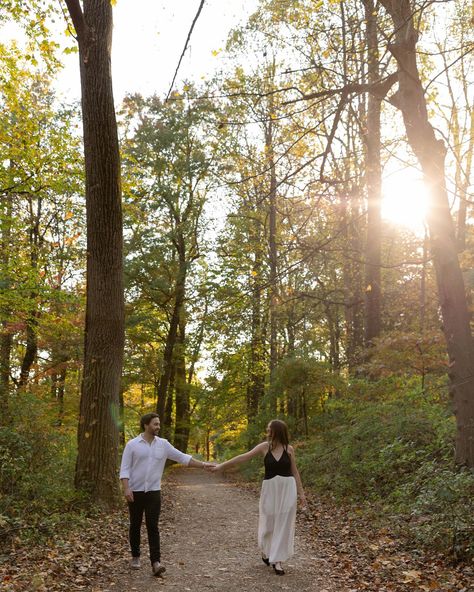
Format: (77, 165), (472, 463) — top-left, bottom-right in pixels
(2, 467), (473, 592)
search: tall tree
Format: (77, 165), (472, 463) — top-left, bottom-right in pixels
(64, 0), (124, 503)
(380, 0), (474, 466)
(0, 43), (84, 422)
(363, 0), (382, 346)
(121, 91), (213, 448)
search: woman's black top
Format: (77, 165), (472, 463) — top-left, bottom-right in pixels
(263, 447), (293, 480)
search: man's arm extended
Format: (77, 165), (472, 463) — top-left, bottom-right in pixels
(188, 458), (215, 470)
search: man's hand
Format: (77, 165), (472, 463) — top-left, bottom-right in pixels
(210, 464), (223, 472)
(124, 487), (134, 502)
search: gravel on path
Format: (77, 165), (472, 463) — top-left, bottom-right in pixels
(106, 466), (346, 592)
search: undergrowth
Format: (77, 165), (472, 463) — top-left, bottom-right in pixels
(221, 379), (474, 561)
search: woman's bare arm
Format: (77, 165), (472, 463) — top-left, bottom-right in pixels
(212, 442), (267, 471)
(288, 445), (307, 508)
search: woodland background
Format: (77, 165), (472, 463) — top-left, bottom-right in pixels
(1, 0), (474, 570)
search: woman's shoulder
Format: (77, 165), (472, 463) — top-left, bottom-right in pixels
(254, 441), (269, 453)
(287, 444), (295, 455)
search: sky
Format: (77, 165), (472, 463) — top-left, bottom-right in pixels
(57, 0), (259, 101)
(55, 0), (429, 235)
(2, 0), (435, 234)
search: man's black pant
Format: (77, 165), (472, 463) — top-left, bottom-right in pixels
(128, 490), (161, 564)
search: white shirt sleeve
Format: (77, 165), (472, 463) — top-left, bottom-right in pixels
(119, 441), (133, 479)
(164, 440), (192, 465)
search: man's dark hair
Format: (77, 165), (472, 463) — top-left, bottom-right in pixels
(140, 413), (160, 431)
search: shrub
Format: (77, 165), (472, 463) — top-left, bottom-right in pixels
(0, 391), (82, 550)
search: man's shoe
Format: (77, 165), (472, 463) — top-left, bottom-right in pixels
(130, 557), (141, 570)
(152, 561), (166, 577)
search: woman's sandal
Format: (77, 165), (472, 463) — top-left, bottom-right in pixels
(262, 555), (270, 566)
(273, 563), (285, 575)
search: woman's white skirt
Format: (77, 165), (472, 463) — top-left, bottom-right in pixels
(258, 475), (297, 563)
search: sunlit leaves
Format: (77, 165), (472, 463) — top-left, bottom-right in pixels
(0, 38), (85, 399)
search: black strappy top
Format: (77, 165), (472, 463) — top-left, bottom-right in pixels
(263, 446), (293, 480)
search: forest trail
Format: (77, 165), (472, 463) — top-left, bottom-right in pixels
(4, 466), (471, 591)
(103, 467), (345, 592)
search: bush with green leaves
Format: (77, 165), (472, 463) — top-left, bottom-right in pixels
(0, 391), (83, 549)
(402, 463), (474, 560)
(228, 376), (473, 558)
(291, 381), (474, 558)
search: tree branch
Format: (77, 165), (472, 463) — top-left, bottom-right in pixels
(63, 0), (86, 42)
(165, 0), (206, 102)
(283, 73), (398, 105)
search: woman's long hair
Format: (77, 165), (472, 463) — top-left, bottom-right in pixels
(268, 419), (290, 449)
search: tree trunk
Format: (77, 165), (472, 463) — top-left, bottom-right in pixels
(18, 318), (38, 388)
(0, 326), (11, 424)
(18, 195), (42, 389)
(265, 95), (279, 414)
(0, 173), (13, 423)
(380, 0), (474, 466)
(363, 0), (382, 346)
(65, 0), (124, 504)
(441, 40), (473, 251)
(286, 303), (297, 417)
(174, 320), (190, 452)
(420, 227), (428, 333)
(454, 105), (473, 250)
(57, 366), (67, 426)
(155, 253), (186, 420)
(162, 363), (174, 440)
(51, 353), (68, 426)
(247, 219), (265, 423)
(119, 386), (125, 447)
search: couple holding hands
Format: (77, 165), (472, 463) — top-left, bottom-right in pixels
(119, 413), (307, 577)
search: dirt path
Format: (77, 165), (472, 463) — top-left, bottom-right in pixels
(3, 466), (472, 591)
(105, 467), (346, 592)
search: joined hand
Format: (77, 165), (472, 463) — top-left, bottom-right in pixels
(203, 462), (217, 471)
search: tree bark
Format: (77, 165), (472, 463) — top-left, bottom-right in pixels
(174, 319), (190, 452)
(155, 252), (186, 421)
(455, 106), (473, 250)
(380, 0), (474, 466)
(18, 194), (42, 389)
(162, 363), (174, 440)
(363, 0), (382, 346)
(0, 326), (11, 424)
(265, 93), (279, 414)
(65, 0), (124, 504)
(247, 213), (265, 423)
(51, 354), (68, 426)
(342, 189), (365, 372)
(0, 172), (13, 423)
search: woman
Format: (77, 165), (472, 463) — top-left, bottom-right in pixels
(212, 419), (307, 575)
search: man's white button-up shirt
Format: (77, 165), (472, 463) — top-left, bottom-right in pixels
(119, 435), (192, 492)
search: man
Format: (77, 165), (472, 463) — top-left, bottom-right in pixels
(120, 413), (213, 576)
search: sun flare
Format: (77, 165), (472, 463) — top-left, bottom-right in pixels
(382, 176), (429, 234)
